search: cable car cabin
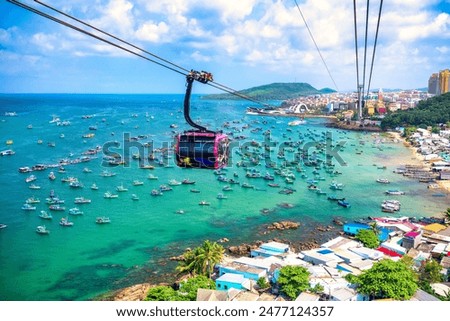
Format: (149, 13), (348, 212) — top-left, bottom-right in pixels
(175, 131), (229, 169)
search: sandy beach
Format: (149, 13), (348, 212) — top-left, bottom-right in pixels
(387, 131), (450, 193)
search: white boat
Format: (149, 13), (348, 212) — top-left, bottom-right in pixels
(36, 225), (50, 234)
(96, 217), (111, 224)
(147, 174), (158, 180)
(131, 194), (139, 200)
(385, 190), (405, 195)
(168, 179), (182, 186)
(217, 193), (228, 199)
(132, 180), (144, 186)
(29, 184), (41, 190)
(376, 178), (390, 184)
(199, 201), (210, 206)
(49, 204), (65, 211)
(69, 208), (84, 215)
(288, 119), (306, 126)
(48, 172), (56, 180)
(175, 209), (185, 214)
(22, 203), (36, 211)
(26, 196), (40, 204)
(74, 197), (91, 204)
(39, 211), (53, 220)
(151, 189), (163, 196)
(59, 217), (74, 227)
(25, 175), (37, 183)
(91, 183), (99, 190)
(0, 149), (15, 156)
(0, 223), (7, 229)
(104, 191), (119, 199)
(116, 184), (128, 192)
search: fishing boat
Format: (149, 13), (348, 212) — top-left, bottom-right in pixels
(168, 179), (182, 186)
(29, 184), (41, 190)
(385, 189), (405, 195)
(132, 180), (144, 186)
(0, 149), (15, 156)
(59, 217), (74, 227)
(69, 208), (83, 215)
(147, 174), (158, 180)
(39, 210), (53, 220)
(327, 195), (345, 201)
(48, 172), (56, 180)
(190, 189), (200, 193)
(268, 183), (280, 188)
(49, 204), (66, 211)
(96, 217), (111, 224)
(90, 183), (99, 190)
(25, 175), (37, 183)
(241, 182), (255, 189)
(104, 191), (119, 199)
(0, 223), (7, 229)
(26, 196), (40, 204)
(151, 189), (163, 196)
(131, 194), (139, 200)
(74, 196), (91, 204)
(175, 209), (185, 214)
(116, 184), (128, 192)
(329, 181), (344, 190)
(181, 178), (196, 184)
(199, 201), (210, 206)
(222, 185), (233, 191)
(338, 200), (351, 208)
(36, 225), (50, 234)
(21, 203), (36, 211)
(217, 193), (228, 199)
(159, 185), (173, 192)
(376, 178), (390, 184)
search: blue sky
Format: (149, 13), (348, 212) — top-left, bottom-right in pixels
(0, 0), (449, 94)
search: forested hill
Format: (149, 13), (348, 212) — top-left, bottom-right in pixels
(381, 92), (450, 130)
(201, 82), (335, 100)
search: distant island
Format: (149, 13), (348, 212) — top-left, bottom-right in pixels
(201, 82), (336, 100)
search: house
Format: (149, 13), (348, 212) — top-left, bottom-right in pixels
(329, 287), (359, 301)
(380, 236), (407, 256)
(250, 241), (290, 258)
(348, 246), (385, 260)
(422, 223), (447, 236)
(295, 292), (320, 301)
(301, 248), (344, 266)
(321, 236), (360, 250)
(402, 231), (422, 250)
(410, 289), (441, 301)
(215, 273), (252, 291)
(196, 288), (240, 301)
(218, 261), (267, 282)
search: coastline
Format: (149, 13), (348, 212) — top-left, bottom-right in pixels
(387, 131), (450, 194)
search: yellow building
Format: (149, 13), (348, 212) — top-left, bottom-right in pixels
(365, 100), (375, 116)
(439, 69), (450, 94)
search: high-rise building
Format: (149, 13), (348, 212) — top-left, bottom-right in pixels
(439, 69), (450, 94)
(428, 73), (439, 94)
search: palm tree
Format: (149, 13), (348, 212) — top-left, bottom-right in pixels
(176, 240), (224, 278)
(196, 240), (225, 278)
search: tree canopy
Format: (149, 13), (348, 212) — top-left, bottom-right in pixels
(349, 259), (418, 300)
(277, 266), (311, 300)
(355, 229), (380, 249)
(381, 92), (450, 130)
(176, 240), (224, 277)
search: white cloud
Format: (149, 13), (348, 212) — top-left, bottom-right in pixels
(135, 21), (169, 42)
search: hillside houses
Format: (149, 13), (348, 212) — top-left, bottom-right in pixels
(199, 217), (450, 301)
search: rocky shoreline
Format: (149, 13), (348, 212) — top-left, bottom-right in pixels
(100, 219), (342, 301)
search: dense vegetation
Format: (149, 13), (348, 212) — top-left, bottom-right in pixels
(201, 82), (335, 100)
(355, 229), (380, 249)
(381, 92), (450, 130)
(346, 259), (418, 300)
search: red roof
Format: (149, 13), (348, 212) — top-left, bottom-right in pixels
(376, 247), (403, 258)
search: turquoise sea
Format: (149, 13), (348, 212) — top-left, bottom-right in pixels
(0, 94), (448, 301)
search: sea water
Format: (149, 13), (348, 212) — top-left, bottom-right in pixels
(0, 94), (448, 300)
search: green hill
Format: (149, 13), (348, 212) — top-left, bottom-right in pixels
(381, 92), (450, 130)
(201, 82), (334, 100)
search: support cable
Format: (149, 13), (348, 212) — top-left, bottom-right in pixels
(293, 0), (339, 91)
